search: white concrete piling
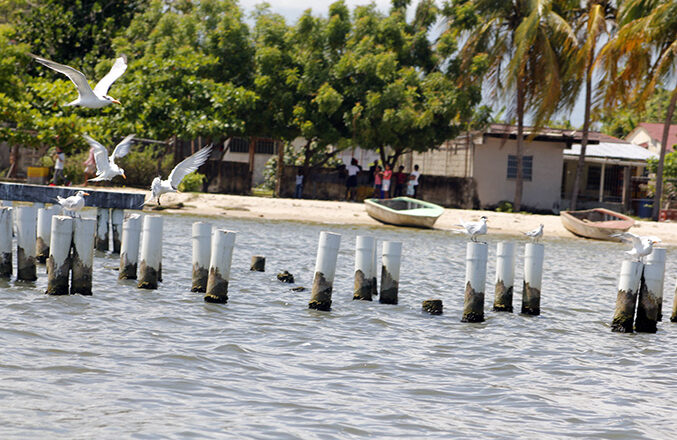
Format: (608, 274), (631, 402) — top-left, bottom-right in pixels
(95, 207), (110, 252)
(522, 243), (545, 316)
(462, 242), (488, 322)
(371, 240), (378, 297)
(191, 222), (212, 292)
(204, 229), (236, 303)
(71, 217), (96, 295)
(118, 214), (142, 280)
(138, 215), (163, 289)
(353, 236), (375, 301)
(308, 232), (341, 311)
(493, 241), (516, 312)
(15, 206), (37, 281)
(380, 241), (402, 305)
(36, 206), (58, 263)
(672, 282), (677, 323)
(46, 215), (73, 295)
(110, 208), (125, 254)
(0, 207), (12, 278)
(636, 248), (666, 333)
(611, 260), (643, 332)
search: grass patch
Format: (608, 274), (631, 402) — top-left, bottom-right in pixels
(252, 187), (273, 198)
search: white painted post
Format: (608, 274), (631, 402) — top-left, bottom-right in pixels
(636, 248), (666, 333)
(46, 215), (73, 295)
(353, 235), (375, 301)
(462, 242), (488, 322)
(191, 222), (212, 292)
(138, 215), (163, 289)
(371, 240), (378, 297)
(36, 206), (58, 263)
(110, 208), (125, 254)
(119, 214), (142, 280)
(522, 243), (545, 315)
(96, 207), (110, 251)
(611, 260), (643, 332)
(71, 217), (96, 295)
(380, 241), (402, 305)
(15, 206), (37, 281)
(204, 229), (236, 303)
(308, 232), (341, 311)
(0, 207), (12, 278)
(493, 241), (516, 312)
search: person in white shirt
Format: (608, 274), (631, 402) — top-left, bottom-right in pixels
(345, 158), (361, 201)
(411, 164), (421, 197)
(294, 168), (304, 198)
(52, 146), (66, 185)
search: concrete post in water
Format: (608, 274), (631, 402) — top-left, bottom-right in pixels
(611, 260), (643, 333)
(494, 241), (515, 312)
(380, 241), (402, 305)
(0, 207), (12, 278)
(636, 248), (666, 333)
(71, 217), (95, 295)
(646, 248), (667, 322)
(308, 232), (341, 311)
(204, 229), (236, 303)
(191, 222), (212, 292)
(353, 235), (375, 301)
(110, 208), (125, 254)
(671, 282), (677, 323)
(36, 206), (58, 263)
(522, 243), (545, 316)
(462, 242), (488, 322)
(15, 205), (37, 281)
(46, 215), (73, 295)
(95, 207), (110, 252)
(371, 240), (378, 297)
(138, 215), (163, 289)
(250, 256), (265, 272)
(119, 214), (142, 280)
(422, 299), (443, 315)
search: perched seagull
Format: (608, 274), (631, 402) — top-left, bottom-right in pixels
(524, 224), (544, 242)
(29, 54), (127, 108)
(56, 190), (89, 216)
(611, 232), (661, 262)
(150, 145), (213, 206)
(455, 216), (488, 242)
(83, 134), (135, 181)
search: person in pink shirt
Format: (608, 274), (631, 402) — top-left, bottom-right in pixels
(381, 164), (392, 199)
(373, 165), (382, 197)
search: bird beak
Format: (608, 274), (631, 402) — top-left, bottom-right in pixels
(122, 173), (126, 179)
(112, 99), (121, 105)
(83, 192), (90, 196)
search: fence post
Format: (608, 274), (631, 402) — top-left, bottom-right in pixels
(110, 208), (125, 254)
(462, 242), (487, 323)
(191, 222), (212, 292)
(611, 260), (643, 333)
(493, 241), (515, 312)
(138, 215), (163, 289)
(204, 229), (236, 304)
(36, 206), (58, 263)
(353, 236), (375, 301)
(96, 208), (110, 252)
(522, 243), (545, 316)
(0, 207), (12, 278)
(380, 241), (402, 305)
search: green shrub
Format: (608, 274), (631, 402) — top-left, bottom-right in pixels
(495, 201), (513, 213)
(178, 172), (206, 192)
(117, 148), (175, 188)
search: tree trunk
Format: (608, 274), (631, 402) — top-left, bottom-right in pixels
(652, 87), (677, 221)
(274, 140), (284, 197)
(302, 140), (312, 198)
(514, 77), (525, 211)
(379, 147), (388, 169)
(570, 53), (594, 211)
(6, 145), (19, 178)
(248, 136), (256, 189)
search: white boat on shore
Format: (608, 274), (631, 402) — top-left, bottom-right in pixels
(364, 197), (444, 228)
(560, 208), (634, 241)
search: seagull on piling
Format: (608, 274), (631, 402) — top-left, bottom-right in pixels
(149, 145), (213, 206)
(454, 216), (488, 242)
(56, 190), (89, 216)
(524, 224), (544, 242)
(83, 134), (135, 182)
(611, 232), (661, 262)
(29, 54), (127, 108)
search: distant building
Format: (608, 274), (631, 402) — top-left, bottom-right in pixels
(626, 122), (677, 155)
(221, 137), (280, 186)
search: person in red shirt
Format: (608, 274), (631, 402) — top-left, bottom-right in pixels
(394, 165), (408, 197)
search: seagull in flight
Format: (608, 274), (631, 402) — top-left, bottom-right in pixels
(29, 54), (127, 108)
(611, 232), (661, 262)
(524, 224), (544, 242)
(83, 134), (135, 182)
(455, 216), (488, 242)
(56, 191), (89, 216)
(150, 145), (213, 206)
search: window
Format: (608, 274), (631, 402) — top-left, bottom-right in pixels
(507, 155), (533, 181)
(586, 165), (600, 190)
(255, 139), (276, 155)
(228, 137), (249, 153)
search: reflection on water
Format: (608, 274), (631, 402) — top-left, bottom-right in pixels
(1, 213), (676, 439)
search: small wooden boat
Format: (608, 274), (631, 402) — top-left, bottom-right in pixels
(560, 208), (634, 241)
(364, 197), (444, 228)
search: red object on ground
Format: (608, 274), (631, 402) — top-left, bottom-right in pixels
(659, 209), (677, 222)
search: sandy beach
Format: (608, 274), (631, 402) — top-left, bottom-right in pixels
(95, 187), (677, 246)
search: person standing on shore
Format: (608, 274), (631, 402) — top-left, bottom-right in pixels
(394, 165), (407, 197)
(294, 168), (304, 198)
(345, 158), (361, 201)
(381, 164), (392, 199)
(411, 164), (421, 197)
(373, 165), (382, 197)
(52, 146), (66, 185)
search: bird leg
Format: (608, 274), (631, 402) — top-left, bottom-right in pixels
(157, 195), (161, 207)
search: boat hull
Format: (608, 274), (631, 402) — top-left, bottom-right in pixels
(364, 197), (443, 229)
(560, 208), (634, 241)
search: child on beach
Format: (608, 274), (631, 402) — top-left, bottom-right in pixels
(381, 164), (392, 199)
(373, 165), (382, 197)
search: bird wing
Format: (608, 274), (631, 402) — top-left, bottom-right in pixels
(168, 145), (213, 189)
(83, 134), (111, 175)
(111, 134), (135, 160)
(30, 54), (97, 101)
(93, 55), (128, 96)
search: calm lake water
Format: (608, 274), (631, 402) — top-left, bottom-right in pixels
(1, 211), (677, 439)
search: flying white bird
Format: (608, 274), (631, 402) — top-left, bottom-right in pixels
(56, 190), (89, 216)
(83, 134), (135, 181)
(150, 145), (213, 206)
(524, 224), (544, 242)
(29, 54), (127, 108)
(455, 216), (488, 242)
(611, 232), (661, 262)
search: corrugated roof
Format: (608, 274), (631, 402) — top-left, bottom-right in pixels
(563, 142), (658, 161)
(483, 124), (628, 144)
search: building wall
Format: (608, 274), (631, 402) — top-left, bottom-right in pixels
(473, 138), (564, 211)
(626, 128), (659, 154)
(408, 141), (473, 177)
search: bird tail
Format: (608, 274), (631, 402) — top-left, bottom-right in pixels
(88, 176), (105, 182)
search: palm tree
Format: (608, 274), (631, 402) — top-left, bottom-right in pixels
(602, 0), (677, 220)
(442, 0), (576, 211)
